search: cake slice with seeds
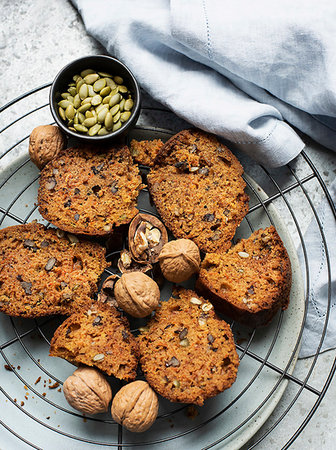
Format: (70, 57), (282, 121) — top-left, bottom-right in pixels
(196, 226), (292, 327)
(49, 303), (139, 380)
(138, 288), (239, 405)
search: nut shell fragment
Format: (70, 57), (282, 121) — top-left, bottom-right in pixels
(114, 272), (160, 318)
(158, 239), (201, 283)
(63, 367), (112, 414)
(29, 125), (67, 169)
(117, 249), (152, 274)
(111, 380), (158, 432)
(129, 213), (168, 264)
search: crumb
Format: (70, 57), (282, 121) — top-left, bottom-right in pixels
(14, 398), (17, 403)
(25, 395), (28, 400)
(4, 364), (14, 371)
(49, 382), (60, 390)
(57, 388), (62, 393)
(21, 401), (24, 406)
(17, 365), (21, 370)
(186, 405), (199, 419)
(46, 416), (50, 420)
(24, 385), (28, 390)
(35, 376), (41, 385)
(42, 393), (46, 397)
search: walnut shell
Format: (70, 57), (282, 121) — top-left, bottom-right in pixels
(129, 213), (168, 264)
(158, 239), (201, 283)
(114, 272), (160, 318)
(111, 380), (159, 432)
(63, 366), (112, 414)
(29, 125), (67, 169)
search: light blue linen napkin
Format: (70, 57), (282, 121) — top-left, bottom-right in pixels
(72, 0), (336, 356)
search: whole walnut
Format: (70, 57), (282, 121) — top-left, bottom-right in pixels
(158, 239), (201, 283)
(114, 272), (160, 318)
(63, 367), (112, 414)
(29, 125), (67, 169)
(111, 380), (159, 432)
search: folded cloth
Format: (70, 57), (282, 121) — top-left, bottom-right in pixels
(72, 0), (336, 167)
(299, 179), (336, 358)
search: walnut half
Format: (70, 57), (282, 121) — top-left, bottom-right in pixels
(128, 213), (168, 264)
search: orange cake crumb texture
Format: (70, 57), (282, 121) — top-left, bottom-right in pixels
(130, 139), (164, 167)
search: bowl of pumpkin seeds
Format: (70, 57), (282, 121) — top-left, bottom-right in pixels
(50, 55), (141, 141)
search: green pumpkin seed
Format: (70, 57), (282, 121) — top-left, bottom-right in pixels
(110, 104), (120, 116)
(67, 95), (74, 103)
(76, 79), (85, 90)
(74, 113), (79, 125)
(82, 97), (92, 105)
(113, 110), (121, 123)
(103, 94), (112, 104)
(114, 76), (123, 84)
(73, 74), (81, 82)
(105, 78), (117, 89)
(79, 84), (88, 100)
(98, 71), (112, 78)
(97, 107), (109, 123)
(91, 94), (102, 106)
(83, 117), (97, 128)
(74, 124), (88, 133)
(96, 103), (106, 113)
(59, 107), (66, 121)
(98, 127), (109, 135)
(68, 86), (77, 96)
(118, 85), (128, 94)
(88, 123), (101, 136)
(85, 110), (94, 118)
(80, 69), (95, 78)
(68, 126), (76, 132)
(65, 104), (75, 120)
(104, 112), (113, 130)
(124, 99), (134, 111)
(109, 93), (121, 107)
(119, 98), (125, 112)
(68, 119), (74, 127)
(84, 73), (99, 85)
(91, 109), (98, 120)
(73, 94), (81, 108)
(88, 84), (95, 97)
(93, 78), (106, 92)
(77, 103), (92, 113)
(58, 99), (72, 109)
(120, 111), (131, 122)
(111, 87), (119, 96)
(100, 86), (111, 97)
(61, 92), (71, 99)
(112, 120), (122, 131)
(78, 112), (85, 123)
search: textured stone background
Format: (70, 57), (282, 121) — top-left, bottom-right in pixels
(1, 0), (335, 449)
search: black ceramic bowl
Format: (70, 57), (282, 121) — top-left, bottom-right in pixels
(49, 55), (141, 143)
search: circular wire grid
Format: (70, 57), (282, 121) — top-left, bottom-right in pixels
(0, 85), (335, 450)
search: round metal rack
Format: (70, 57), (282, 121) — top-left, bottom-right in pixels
(0, 84), (335, 449)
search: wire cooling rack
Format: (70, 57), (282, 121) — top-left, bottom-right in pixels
(0, 84), (335, 449)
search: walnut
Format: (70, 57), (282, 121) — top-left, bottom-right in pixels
(63, 367), (112, 414)
(114, 272), (160, 317)
(111, 380), (159, 432)
(158, 239), (201, 283)
(129, 213), (168, 264)
(117, 249), (152, 274)
(29, 125), (67, 169)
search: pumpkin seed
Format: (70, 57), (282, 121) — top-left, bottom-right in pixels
(114, 75), (123, 84)
(88, 123), (101, 136)
(91, 94), (102, 106)
(112, 120), (122, 131)
(96, 103), (106, 113)
(58, 107), (66, 121)
(97, 107), (109, 123)
(78, 112), (85, 123)
(85, 110), (94, 118)
(98, 71), (112, 78)
(80, 68), (95, 78)
(113, 110), (121, 123)
(119, 98), (125, 112)
(100, 86), (111, 97)
(68, 126), (76, 132)
(93, 78), (106, 92)
(83, 117), (97, 128)
(77, 103), (92, 113)
(120, 111), (131, 122)
(98, 127), (109, 136)
(74, 124), (88, 133)
(124, 98), (134, 111)
(73, 74), (81, 82)
(65, 104), (75, 120)
(58, 99), (71, 109)
(105, 77), (117, 89)
(84, 73), (99, 85)
(68, 86), (77, 96)
(74, 113), (79, 125)
(88, 84), (95, 97)
(109, 93), (121, 107)
(76, 78), (85, 90)
(79, 83), (88, 100)
(110, 104), (120, 116)
(68, 82), (76, 87)
(103, 94), (112, 104)
(61, 92), (71, 99)
(73, 93), (81, 108)
(82, 97), (92, 105)
(118, 85), (128, 94)
(104, 112), (113, 130)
